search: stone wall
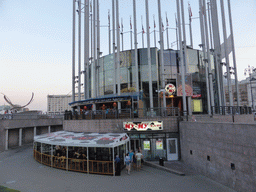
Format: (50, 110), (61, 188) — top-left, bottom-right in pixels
(180, 121), (256, 192)
(63, 117), (178, 133)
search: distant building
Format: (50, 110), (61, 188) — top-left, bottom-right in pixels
(47, 95), (72, 114)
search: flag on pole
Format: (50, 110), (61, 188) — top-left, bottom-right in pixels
(189, 3), (192, 17)
(108, 10), (110, 24)
(142, 25), (145, 34)
(90, 0), (92, 12)
(162, 22), (164, 32)
(154, 18), (156, 28)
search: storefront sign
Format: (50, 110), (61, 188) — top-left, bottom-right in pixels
(143, 141), (150, 150)
(156, 139), (163, 150)
(165, 84), (176, 95)
(123, 121), (163, 131)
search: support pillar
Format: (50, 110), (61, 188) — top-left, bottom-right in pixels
(19, 128), (22, 147)
(34, 127), (37, 137)
(48, 126), (51, 134)
(5, 129), (8, 151)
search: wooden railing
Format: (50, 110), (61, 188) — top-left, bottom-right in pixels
(33, 150), (114, 175)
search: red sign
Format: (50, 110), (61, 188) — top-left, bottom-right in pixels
(123, 121), (163, 131)
(192, 94), (201, 98)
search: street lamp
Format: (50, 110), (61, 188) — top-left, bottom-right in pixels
(244, 65), (256, 110)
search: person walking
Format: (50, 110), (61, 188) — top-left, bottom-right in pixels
(125, 153), (131, 175)
(135, 151), (143, 171)
(115, 155), (121, 176)
(129, 150), (134, 171)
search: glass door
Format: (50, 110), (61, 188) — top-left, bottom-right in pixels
(130, 139), (140, 152)
(166, 138), (178, 161)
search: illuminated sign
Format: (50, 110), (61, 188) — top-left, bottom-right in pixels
(156, 139), (163, 150)
(165, 84), (176, 95)
(123, 121), (163, 131)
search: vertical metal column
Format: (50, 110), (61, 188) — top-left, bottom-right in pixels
(78, 0), (82, 101)
(203, 0), (215, 109)
(85, 0), (90, 99)
(108, 10), (111, 54)
(133, 0), (139, 99)
(176, 0), (187, 116)
(96, 0), (100, 97)
(92, 0), (96, 100)
(145, 0), (154, 110)
(87, 147), (89, 174)
(51, 145), (53, 167)
(220, 0), (233, 106)
(34, 126), (36, 137)
(188, 3), (193, 48)
(112, 0), (116, 94)
(116, 0), (121, 111)
(113, 147), (115, 176)
(210, 0), (224, 107)
(228, 0), (240, 106)
(48, 126), (51, 133)
(66, 146), (69, 171)
(158, 0), (167, 113)
(72, 0), (76, 105)
(199, 0), (211, 115)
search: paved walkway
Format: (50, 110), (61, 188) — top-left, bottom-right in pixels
(0, 145), (236, 192)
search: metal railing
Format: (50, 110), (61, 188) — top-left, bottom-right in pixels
(64, 107), (181, 120)
(34, 150), (114, 175)
(211, 106), (252, 115)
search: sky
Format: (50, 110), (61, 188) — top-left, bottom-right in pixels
(0, 0), (255, 112)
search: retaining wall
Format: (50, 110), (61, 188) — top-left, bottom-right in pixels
(180, 121), (256, 192)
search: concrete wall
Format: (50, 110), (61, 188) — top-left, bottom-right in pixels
(188, 114), (255, 123)
(64, 117), (178, 133)
(0, 118), (63, 152)
(180, 121), (256, 192)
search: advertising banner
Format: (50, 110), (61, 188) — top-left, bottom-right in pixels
(143, 140), (150, 150)
(156, 139), (163, 150)
(123, 121), (163, 131)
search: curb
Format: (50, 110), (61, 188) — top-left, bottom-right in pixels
(144, 161), (185, 176)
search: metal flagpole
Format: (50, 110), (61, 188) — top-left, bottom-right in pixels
(210, 0), (224, 107)
(180, 0), (190, 115)
(130, 16), (133, 50)
(153, 15), (156, 48)
(112, 0), (116, 94)
(203, 0), (215, 109)
(116, 0), (121, 111)
(166, 12), (170, 50)
(78, 0), (81, 102)
(188, 3), (193, 48)
(158, 0), (167, 115)
(92, 0), (96, 100)
(141, 16), (144, 49)
(220, 0), (233, 106)
(207, 2), (213, 50)
(96, 0), (100, 97)
(199, 0), (211, 115)
(85, 0), (90, 99)
(176, 0), (187, 116)
(121, 18), (124, 51)
(145, 0), (154, 111)
(133, 0), (139, 107)
(109, 10), (111, 54)
(175, 13), (178, 50)
(72, 0), (76, 105)
(228, 0), (240, 106)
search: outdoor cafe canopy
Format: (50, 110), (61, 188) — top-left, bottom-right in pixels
(34, 131), (130, 148)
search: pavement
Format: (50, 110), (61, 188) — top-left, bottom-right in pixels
(0, 144), (236, 192)
(144, 160), (196, 176)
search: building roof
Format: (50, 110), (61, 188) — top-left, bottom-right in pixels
(34, 131), (129, 148)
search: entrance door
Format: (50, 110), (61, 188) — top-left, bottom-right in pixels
(166, 138), (178, 161)
(130, 139), (140, 152)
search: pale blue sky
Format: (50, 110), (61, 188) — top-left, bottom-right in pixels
(0, 0), (255, 112)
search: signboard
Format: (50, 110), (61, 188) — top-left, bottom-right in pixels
(192, 99), (203, 112)
(165, 84), (176, 95)
(156, 139), (163, 150)
(143, 140), (150, 150)
(176, 74), (193, 96)
(123, 121), (163, 131)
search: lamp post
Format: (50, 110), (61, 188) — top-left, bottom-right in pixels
(244, 65), (256, 110)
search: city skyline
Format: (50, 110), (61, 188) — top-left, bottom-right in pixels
(0, 0), (255, 112)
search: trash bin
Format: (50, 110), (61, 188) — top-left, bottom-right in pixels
(159, 158), (164, 166)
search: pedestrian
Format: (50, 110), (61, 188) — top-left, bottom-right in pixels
(135, 151), (143, 171)
(133, 151), (137, 170)
(129, 150), (134, 171)
(125, 153), (131, 175)
(115, 155), (121, 176)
